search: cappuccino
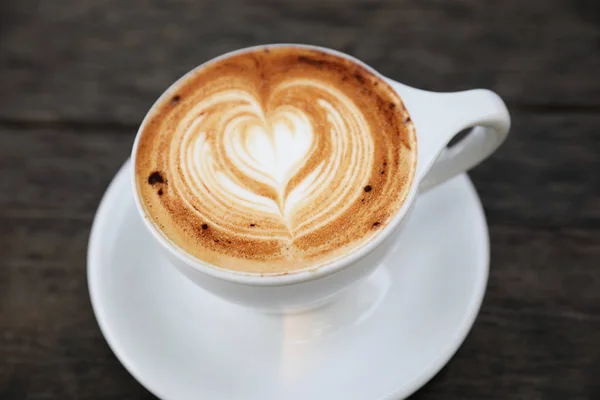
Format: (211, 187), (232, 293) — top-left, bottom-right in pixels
(135, 46), (416, 274)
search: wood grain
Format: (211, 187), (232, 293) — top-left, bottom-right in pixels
(1, 0), (599, 398)
(472, 113), (600, 230)
(0, 222), (152, 399)
(1, 221), (598, 399)
(1, 109), (599, 398)
(1, 112), (598, 227)
(1, 0), (600, 124)
(0, 218), (600, 399)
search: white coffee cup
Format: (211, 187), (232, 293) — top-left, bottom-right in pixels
(130, 44), (510, 313)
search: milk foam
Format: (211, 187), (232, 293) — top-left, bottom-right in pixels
(171, 79), (374, 238)
(135, 47), (417, 273)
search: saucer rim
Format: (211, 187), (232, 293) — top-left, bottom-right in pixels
(88, 160), (489, 400)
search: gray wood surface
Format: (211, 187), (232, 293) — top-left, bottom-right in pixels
(1, 0), (599, 399)
(2, 0), (600, 124)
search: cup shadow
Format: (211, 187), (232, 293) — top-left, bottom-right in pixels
(277, 265), (393, 344)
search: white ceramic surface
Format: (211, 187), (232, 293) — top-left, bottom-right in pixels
(129, 44), (509, 312)
(88, 161), (489, 400)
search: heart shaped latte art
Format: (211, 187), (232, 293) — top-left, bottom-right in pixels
(136, 47), (417, 272)
(169, 79), (374, 240)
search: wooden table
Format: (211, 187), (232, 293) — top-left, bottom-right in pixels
(1, 0), (599, 398)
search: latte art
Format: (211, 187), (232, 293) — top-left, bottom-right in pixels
(174, 80), (374, 239)
(135, 47), (416, 273)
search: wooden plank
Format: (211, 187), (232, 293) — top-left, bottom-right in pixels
(2, 112), (598, 229)
(0, 255), (153, 398)
(1, 216), (598, 398)
(0, 126), (133, 218)
(487, 225), (600, 317)
(2, 219), (598, 317)
(1, 0), (599, 123)
(0, 117), (599, 398)
(412, 302), (600, 399)
(471, 112), (600, 230)
(1, 0), (598, 398)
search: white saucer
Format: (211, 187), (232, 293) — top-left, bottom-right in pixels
(88, 160), (489, 400)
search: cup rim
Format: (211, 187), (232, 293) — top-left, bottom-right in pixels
(130, 43), (419, 286)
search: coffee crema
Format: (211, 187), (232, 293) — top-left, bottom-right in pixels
(135, 46), (416, 274)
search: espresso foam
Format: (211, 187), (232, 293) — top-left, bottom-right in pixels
(135, 47), (416, 274)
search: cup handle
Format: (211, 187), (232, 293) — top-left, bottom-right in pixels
(388, 81), (511, 193)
